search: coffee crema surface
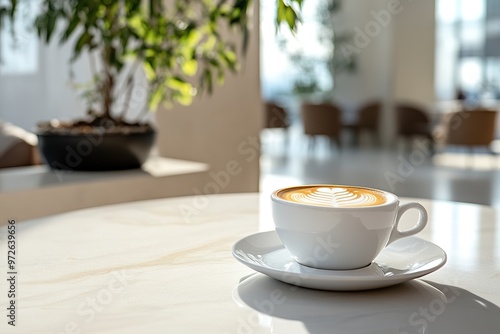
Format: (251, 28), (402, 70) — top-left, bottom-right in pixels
(277, 186), (389, 208)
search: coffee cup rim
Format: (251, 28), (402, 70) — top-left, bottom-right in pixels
(271, 184), (398, 210)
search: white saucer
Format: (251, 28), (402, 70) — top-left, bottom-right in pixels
(232, 231), (447, 291)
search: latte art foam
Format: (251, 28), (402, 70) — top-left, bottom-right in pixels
(279, 186), (387, 207)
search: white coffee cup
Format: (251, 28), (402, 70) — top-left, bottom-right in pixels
(271, 185), (428, 270)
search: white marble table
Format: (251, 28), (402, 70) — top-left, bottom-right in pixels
(0, 193), (499, 333)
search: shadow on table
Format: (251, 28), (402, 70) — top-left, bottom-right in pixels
(233, 274), (499, 334)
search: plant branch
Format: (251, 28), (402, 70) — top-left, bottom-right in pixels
(120, 76), (134, 120)
(88, 51), (97, 79)
(101, 47), (114, 120)
(138, 99), (150, 120)
(115, 57), (140, 99)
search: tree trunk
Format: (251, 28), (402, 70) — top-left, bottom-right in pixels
(101, 48), (114, 120)
(102, 71), (114, 120)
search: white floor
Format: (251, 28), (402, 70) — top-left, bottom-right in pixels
(260, 124), (500, 209)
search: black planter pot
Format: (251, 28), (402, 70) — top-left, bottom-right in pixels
(37, 129), (156, 171)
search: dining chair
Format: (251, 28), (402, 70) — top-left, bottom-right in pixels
(263, 102), (289, 130)
(396, 103), (434, 150)
(443, 109), (497, 151)
(301, 102), (342, 149)
(262, 101), (290, 150)
(344, 101), (381, 145)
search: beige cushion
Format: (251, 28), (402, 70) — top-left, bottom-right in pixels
(0, 121), (40, 168)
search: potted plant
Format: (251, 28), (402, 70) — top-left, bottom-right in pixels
(0, 0), (302, 171)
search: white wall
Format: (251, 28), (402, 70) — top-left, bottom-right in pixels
(328, 0), (436, 143)
(332, 0), (393, 109)
(392, 0), (436, 105)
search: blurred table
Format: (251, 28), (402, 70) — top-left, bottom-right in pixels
(0, 194), (499, 333)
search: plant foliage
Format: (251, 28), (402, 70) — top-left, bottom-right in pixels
(1, 0), (301, 122)
(38, 0), (251, 120)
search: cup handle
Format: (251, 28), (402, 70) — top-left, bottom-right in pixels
(387, 202), (428, 245)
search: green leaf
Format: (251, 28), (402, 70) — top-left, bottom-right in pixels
(176, 92), (193, 106)
(277, 0), (286, 25)
(128, 14), (145, 36)
(285, 7), (298, 31)
(202, 69), (213, 94)
(60, 15), (80, 43)
(276, 0), (300, 32)
(45, 3), (57, 43)
(149, 88), (164, 111)
(217, 70), (225, 85)
(221, 50), (237, 69)
(73, 31), (92, 60)
(203, 35), (217, 51)
(159, 76), (195, 106)
(10, 0), (17, 16)
(181, 59), (198, 76)
(184, 29), (201, 48)
(166, 77), (193, 96)
(143, 62), (156, 80)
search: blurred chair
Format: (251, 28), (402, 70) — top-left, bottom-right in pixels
(264, 102), (289, 130)
(0, 121), (40, 168)
(301, 102), (342, 149)
(443, 109), (497, 151)
(343, 101), (381, 145)
(396, 103), (434, 149)
(263, 101), (290, 150)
